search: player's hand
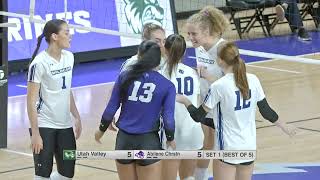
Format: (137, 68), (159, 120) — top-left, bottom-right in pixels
(95, 130), (104, 144)
(74, 118), (82, 140)
(198, 65), (217, 83)
(166, 140), (176, 150)
(176, 94), (190, 106)
(108, 119), (118, 132)
(275, 121), (298, 137)
(31, 132), (43, 154)
(280, 124), (298, 137)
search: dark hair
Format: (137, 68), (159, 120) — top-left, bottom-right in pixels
(164, 34), (186, 78)
(30, 19), (67, 66)
(218, 42), (249, 99)
(142, 23), (165, 40)
(120, 40), (161, 100)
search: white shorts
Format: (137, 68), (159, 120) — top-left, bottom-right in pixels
(162, 103), (204, 150)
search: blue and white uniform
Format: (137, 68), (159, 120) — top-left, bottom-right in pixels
(160, 63), (204, 150)
(204, 73), (265, 164)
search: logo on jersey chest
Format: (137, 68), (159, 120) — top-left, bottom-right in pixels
(51, 66), (71, 75)
(197, 57), (215, 64)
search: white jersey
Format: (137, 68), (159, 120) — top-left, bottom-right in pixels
(204, 73), (265, 164)
(28, 50), (74, 129)
(160, 63), (204, 150)
(195, 38), (225, 118)
(120, 55), (166, 72)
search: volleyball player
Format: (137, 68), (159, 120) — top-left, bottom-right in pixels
(27, 19), (81, 180)
(186, 5), (230, 180)
(176, 41), (297, 180)
(159, 34), (203, 180)
(121, 23), (166, 71)
(112, 23), (167, 129)
(95, 40), (176, 180)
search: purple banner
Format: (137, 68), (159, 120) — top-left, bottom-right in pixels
(8, 0), (120, 61)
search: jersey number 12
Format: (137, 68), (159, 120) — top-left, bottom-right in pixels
(234, 90), (251, 111)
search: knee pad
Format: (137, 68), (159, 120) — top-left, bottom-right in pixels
(50, 171), (72, 180)
(35, 164), (52, 178)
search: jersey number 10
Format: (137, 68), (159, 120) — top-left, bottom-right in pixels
(176, 77), (194, 95)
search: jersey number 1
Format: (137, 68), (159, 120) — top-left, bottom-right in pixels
(234, 90), (251, 111)
(62, 76), (66, 89)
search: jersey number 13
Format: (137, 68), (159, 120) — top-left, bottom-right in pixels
(128, 81), (156, 103)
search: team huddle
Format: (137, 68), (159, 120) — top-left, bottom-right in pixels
(27, 5), (297, 180)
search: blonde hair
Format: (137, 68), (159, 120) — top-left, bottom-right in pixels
(218, 42), (249, 100)
(187, 6), (229, 36)
(142, 23), (165, 40)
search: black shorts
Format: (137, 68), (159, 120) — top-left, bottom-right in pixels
(29, 127), (76, 178)
(115, 129), (162, 166)
(220, 159), (254, 166)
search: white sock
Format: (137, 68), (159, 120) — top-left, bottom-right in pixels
(194, 168), (208, 180)
(50, 171), (72, 180)
(183, 176), (195, 180)
(34, 175), (50, 180)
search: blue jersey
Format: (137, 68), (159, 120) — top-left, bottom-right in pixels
(102, 70), (176, 138)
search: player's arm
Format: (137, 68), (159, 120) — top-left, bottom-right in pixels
(162, 84), (176, 142)
(254, 74), (297, 137)
(70, 91), (80, 120)
(95, 76), (122, 143)
(98, 82), (121, 132)
(257, 98), (278, 123)
(176, 94), (212, 126)
(27, 62), (44, 154)
(257, 98), (297, 137)
(70, 91), (82, 139)
(27, 82), (43, 154)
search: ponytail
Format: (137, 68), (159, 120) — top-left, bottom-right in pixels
(218, 42), (249, 100)
(120, 40), (161, 101)
(29, 34), (44, 67)
(233, 57), (249, 100)
(164, 34), (186, 78)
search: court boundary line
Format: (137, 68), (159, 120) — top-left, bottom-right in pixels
(297, 127), (320, 133)
(0, 166), (34, 174)
(9, 82), (115, 99)
(247, 64), (302, 74)
(189, 52), (320, 74)
(257, 116), (320, 129)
